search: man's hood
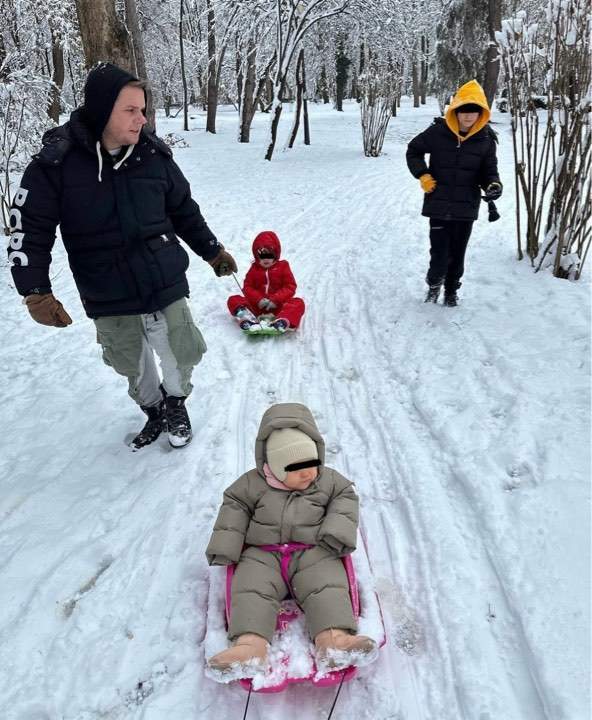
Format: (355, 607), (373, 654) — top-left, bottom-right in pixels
(81, 62), (141, 140)
(445, 80), (491, 141)
(252, 230), (281, 260)
(255, 403), (325, 475)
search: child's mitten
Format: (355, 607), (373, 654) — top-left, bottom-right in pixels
(419, 174), (436, 193)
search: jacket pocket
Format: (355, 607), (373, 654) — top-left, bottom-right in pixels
(146, 234), (190, 289)
(70, 256), (133, 302)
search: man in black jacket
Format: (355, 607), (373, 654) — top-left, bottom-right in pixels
(406, 79), (502, 306)
(7, 62), (237, 449)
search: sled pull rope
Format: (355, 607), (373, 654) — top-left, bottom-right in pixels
(231, 272), (243, 294)
(242, 683), (252, 720)
(326, 670), (346, 719)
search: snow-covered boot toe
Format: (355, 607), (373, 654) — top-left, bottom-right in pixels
(424, 284), (441, 303)
(130, 399), (166, 450)
(235, 306), (258, 324)
(272, 319), (288, 332)
(443, 291), (458, 307)
(314, 628), (378, 670)
(165, 394), (192, 448)
(240, 320), (263, 332)
(207, 633), (269, 676)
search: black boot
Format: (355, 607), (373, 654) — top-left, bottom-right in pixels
(165, 394), (192, 448)
(443, 291), (458, 307)
(131, 399), (166, 450)
(424, 284), (441, 303)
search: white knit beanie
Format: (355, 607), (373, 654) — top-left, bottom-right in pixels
(266, 428), (319, 483)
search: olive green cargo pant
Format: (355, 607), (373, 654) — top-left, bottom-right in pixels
(94, 298), (206, 407)
(229, 546), (357, 643)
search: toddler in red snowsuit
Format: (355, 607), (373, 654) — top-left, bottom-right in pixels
(227, 231), (305, 332)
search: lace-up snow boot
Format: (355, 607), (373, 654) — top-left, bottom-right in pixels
(424, 284), (442, 303)
(130, 399), (166, 450)
(443, 291), (458, 307)
(165, 394), (192, 448)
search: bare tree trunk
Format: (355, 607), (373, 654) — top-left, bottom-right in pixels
(206, 0), (217, 134)
(236, 46), (243, 111)
(265, 80), (284, 161)
(288, 48), (305, 148)
(483, 0), (502, 106)
(124, 0), (154, 129)
(265, 76), (274, 106)
(239, 39), (256, 143)
(67, 55), (80, 106)
(179, 0), (189, 131)
(302, 50), (310, 145)
(412, 54), (420, 108)
(0, 35), (6, 81)
(318, 65), (330, 103)
(420, 35), (427, 105)
(335, 39), (350, 112)
(48, 30), (64, 123)
(75, 0), (132, 70)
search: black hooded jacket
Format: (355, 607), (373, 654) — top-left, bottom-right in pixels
(8, 65), (221, 318)
(406, 117), (500, 221)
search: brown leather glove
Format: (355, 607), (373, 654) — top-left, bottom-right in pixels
(208, 246), (238, 277)
(420, 174), (437, 193)
(25, 293), (73, 327)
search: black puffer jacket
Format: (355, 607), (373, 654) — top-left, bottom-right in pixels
(8, 109), (221, 318)
(406, 118), (500, 221)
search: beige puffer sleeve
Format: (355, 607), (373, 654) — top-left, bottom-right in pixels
(317, 469), (359, 556)
(205, 473), (255, 566)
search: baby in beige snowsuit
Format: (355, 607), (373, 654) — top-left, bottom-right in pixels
(205, 402), (376, 675)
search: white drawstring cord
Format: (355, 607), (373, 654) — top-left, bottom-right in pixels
(97, 143), (134, 182)
(113, 144), (134, 170)
(96, 141), (103, 182)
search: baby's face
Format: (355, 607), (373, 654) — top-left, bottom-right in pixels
(283, 466), (318, 490)
(258, 257), (276, 268)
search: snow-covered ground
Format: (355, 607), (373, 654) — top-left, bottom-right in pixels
(1, 98), (589, 720)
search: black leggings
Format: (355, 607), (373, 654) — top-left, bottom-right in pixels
(426, 218), (474, 292)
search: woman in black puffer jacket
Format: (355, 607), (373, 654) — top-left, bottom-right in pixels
(406, 79), (502, 306)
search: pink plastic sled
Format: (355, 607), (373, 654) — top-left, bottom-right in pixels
(225, 541), (385, 693)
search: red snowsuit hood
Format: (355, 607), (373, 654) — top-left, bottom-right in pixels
(252, 231), (281, 260)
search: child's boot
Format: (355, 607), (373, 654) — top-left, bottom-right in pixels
(271, 318), (289, 332)
(207, 633), (269, 674)
(443, 290), (458, 307)
(314, 628), (377, 670)
(234, 306), (257, 323)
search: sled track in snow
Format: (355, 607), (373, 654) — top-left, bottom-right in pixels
(338, 219), (554, 720)
(276, 165), (555, 719)
(387, 318), (554, 720)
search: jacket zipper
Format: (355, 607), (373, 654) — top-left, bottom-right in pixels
(279, 494), (289, 543)
(448, 139), (462, 220)
(280, 493), (297, 543)
(264, 268), (270, 295)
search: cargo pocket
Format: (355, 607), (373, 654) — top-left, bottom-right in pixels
(146, 235), (190, 289)
(94, 316), (144, 378)
(166, 304), (207, 370)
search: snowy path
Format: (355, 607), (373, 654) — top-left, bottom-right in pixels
(1, 100), (589, 720)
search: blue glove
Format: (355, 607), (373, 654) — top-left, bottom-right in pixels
(258, 298), (276, 311)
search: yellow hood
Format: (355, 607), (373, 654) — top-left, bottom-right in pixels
(445, 80), (490, 141)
